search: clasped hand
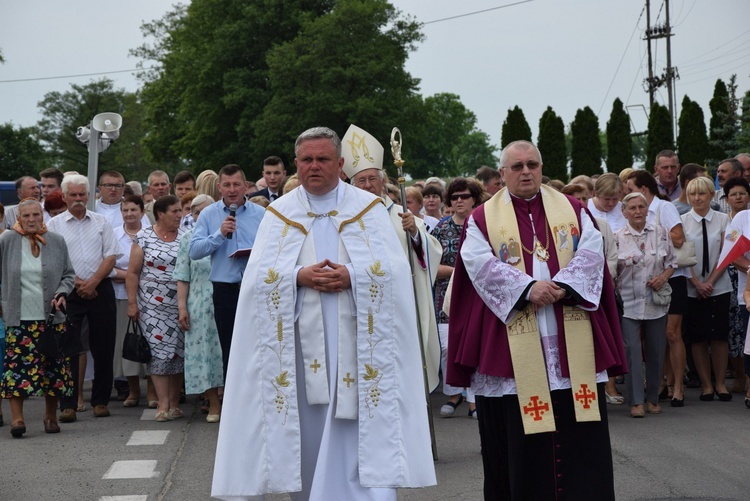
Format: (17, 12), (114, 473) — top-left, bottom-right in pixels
(529, 280), (566, 309)
(298, 259), (351, 293)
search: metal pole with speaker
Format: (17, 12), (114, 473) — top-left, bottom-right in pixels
(77, 112), (122, 210)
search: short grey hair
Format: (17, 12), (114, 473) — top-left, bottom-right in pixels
(621, 192), (648, 210)
(424, 176), (446, 190)
(499, 140), (543, 169)
(294, 127), (342, 157)
(734, 152), (750, 163)
(61, 174), (90, 195)
(17, 197), (43, 212)
(190, 194), (215, 209)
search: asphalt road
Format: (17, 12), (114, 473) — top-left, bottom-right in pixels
(1, 382), (748, 500)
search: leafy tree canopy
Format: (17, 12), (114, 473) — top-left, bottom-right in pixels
(34, 79), (161, 181)
(0, 123), (49, 180)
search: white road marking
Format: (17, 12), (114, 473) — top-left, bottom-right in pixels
(102, 460), (159, 479)
(99, 496), (148, 501)
(127, 430), (170, 446)
(140, 408), (157, 421)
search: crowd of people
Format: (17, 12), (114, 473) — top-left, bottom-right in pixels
(1, 126), (749, 500)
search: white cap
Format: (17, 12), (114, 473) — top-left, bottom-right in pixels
(341, 124), (384, 180)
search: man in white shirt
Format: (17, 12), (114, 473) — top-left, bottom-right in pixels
(145, 170), (172, 224)
(95, 170), (151, 228)
(47, 174), (122, 422)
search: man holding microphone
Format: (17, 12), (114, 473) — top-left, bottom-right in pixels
(190, 164), (265, 378)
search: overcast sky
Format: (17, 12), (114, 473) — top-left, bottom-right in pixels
(1, 0), (748, 161)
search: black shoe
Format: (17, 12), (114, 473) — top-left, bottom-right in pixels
(0, 414), (4, 427)
(699, 392), (715, 401)
(744, 397), (750, 409)
(716, 391), (732, 402)
(658, 386), (672, 401)
(671, 397), (684, 407)
(10, 423), (26, 438)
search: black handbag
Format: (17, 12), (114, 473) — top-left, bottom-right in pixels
(38, 305), (80, 360)
(122, 318), (152, 363)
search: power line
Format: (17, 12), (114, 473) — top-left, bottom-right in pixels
(0, 67), (156, 84)
(423, 0), (533, 25)
(597, 5), (646, 117)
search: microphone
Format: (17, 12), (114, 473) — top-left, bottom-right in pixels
(227, 203), (237, 239)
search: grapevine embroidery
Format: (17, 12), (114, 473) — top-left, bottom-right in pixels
(265, 222), (292, 423)
(363, 259), (386, 417)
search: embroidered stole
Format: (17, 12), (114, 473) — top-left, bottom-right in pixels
(484, 185), (600, 434)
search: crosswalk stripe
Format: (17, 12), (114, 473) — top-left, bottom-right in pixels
(102, 460), (159, 479)
(127, 430), (170, 446)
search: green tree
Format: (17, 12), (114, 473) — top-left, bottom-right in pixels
(605, 98), (632, 173)
(676, 95), (708, 165)
(252, 0), (423, 177)
(537, 107), (566, 181)
(34, 79), (158, 180)
(707, 77), (739, 164)
(501, 106), (532, 148)
(0, 123), (48, 180)
(133, 0), (335, 175)
(737, 90), (750, 152)
(407, 93), (496, 178)
(645, 102), (674, 170)
(570, 106), (602, 177)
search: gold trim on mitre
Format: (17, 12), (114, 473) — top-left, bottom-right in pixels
(342, 124), (385, 180)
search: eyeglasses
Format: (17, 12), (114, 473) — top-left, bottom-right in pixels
(354, 176), (381, 187)
(100, 183), (124, 190)
(450, 193), (473, 201)
(506, 161), (541, 172)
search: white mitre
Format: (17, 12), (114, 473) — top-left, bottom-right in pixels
(341, 124), (385, 180)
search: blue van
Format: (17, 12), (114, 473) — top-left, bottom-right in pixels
(0, 181), (20, 206)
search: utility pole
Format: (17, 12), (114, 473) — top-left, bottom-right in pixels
(643, 0), (679, 141)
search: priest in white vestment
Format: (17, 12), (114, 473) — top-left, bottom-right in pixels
(341, 124), (442, 392)
(212, 127), (436, 500)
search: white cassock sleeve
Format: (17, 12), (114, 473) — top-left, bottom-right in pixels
(459, 215), (534, 324)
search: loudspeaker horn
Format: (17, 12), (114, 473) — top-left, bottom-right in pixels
(92, 112), (122, 133)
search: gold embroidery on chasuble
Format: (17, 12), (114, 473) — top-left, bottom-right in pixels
(264, 223), (292, 423)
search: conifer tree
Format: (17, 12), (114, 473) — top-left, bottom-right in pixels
(646, 102), (674, 170)
(605, 98), (632, 173)
(501, 105), (532, 148)
(676, 95), (708, 166)
(570, 106), (602, 177)
(537, 106), (567, 181)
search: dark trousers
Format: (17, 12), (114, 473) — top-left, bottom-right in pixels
(212, 282), (240, 380)
(60, 279), (117, 410)
(476, 383), (615, 501)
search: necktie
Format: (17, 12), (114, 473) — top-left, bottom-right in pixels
(702, 218), (709, 276)
(270, 193), (278, 201)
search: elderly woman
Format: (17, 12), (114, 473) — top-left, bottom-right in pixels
(0, 199), (75, 437)
(681, 176), (732, 402)
(615, 193), (677, 417)
(723, 177), (750, 394)
(433, 178), (483, 418)
(126, 195), (186, 422)
(588, 173), (627, 233)
(112, 195), (149, 407)
(173, 195), (224, 423)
